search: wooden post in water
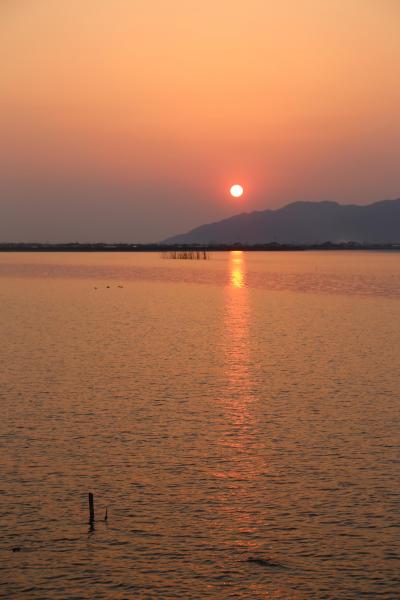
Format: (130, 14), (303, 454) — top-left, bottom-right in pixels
(88, 492), (95, 524)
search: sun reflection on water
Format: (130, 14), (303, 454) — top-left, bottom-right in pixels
(225, 251), (250, 398)
(221, 251), (257, 461)
(214, 251), (267, 547)
(219, 252), (252, 440)
(230, 250), (247, 289)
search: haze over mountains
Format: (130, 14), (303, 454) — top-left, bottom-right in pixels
(164, 199), (400, 245)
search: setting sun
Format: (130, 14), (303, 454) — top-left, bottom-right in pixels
(230, 184), (244, 198)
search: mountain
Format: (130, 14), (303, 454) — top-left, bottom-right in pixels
(163, 199), (400, 245)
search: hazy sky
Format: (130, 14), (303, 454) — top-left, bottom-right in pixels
(1, 0), (400, 242)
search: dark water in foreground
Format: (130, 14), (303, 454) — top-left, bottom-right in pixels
(0, 252), (399, 599)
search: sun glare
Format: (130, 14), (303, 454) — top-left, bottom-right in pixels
(230, 184), (244, 198)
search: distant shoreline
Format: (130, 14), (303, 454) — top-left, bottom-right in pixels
(1, 242), (400, 252)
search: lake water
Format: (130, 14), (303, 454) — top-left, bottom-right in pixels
(0, 251), (399, 599)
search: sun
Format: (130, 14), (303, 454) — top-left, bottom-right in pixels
(230, 184), (244, 198)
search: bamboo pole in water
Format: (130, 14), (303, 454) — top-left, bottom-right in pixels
(88, 493), (95, 523)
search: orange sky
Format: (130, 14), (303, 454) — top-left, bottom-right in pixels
(1, 0), (400, 241)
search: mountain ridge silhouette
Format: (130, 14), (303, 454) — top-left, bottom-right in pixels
(163, 198), (400, 244)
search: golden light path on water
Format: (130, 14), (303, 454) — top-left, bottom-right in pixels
(224, 251), (251, 424)
(216, 251), (275, 565)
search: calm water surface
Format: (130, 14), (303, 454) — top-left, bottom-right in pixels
(0, 252), (399, 599)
